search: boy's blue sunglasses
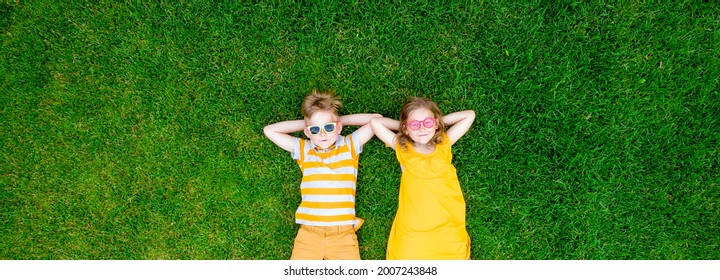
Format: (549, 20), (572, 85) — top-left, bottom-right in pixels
(307, 122), (338, 135)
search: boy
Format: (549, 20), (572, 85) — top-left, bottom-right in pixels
(263, 89), (380, 260)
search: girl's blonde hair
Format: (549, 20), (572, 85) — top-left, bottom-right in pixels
(301, 89), (341, 119)
(397, 97), (446, 149)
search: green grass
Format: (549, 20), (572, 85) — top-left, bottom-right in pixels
(1, 1), (719, 260)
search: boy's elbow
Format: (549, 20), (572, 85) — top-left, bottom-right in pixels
(262, 125), (274, 137)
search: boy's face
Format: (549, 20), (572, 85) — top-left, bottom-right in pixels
(404, 107), (438, 145)
(304, 110), (342, 149)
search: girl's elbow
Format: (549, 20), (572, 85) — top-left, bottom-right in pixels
(369, 118), (386, 132)
(466, 110), (476, 120)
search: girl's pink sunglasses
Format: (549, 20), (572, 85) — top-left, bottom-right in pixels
(404, 117), (436, 131)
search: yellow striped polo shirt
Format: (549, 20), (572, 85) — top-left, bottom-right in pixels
(291, 133), (364, 228)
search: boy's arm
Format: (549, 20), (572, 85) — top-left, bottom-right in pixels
(340, 114), (383, 126)
(340, 113), (382, 146)
(370, 117), (400, 149)
(443, 110), (476, 145)
(263, 119), (306, 153)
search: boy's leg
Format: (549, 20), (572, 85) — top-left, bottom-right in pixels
(290, 225), (325, 260)
(325, 225), (361, 260)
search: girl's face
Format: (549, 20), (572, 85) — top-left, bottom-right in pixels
(403, 107), (438, 145)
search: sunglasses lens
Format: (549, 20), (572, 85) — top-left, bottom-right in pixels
(409, 121), (421, 130)
(323, 123), (336, 133)
(423, 118), (435, 128)
(308, 126), (321, 134)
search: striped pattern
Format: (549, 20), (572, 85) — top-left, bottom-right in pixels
(292, 134), (362, 227)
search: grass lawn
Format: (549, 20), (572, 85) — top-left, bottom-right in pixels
(1, 1), (719, 260)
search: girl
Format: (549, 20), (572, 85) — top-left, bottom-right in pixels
(370, 97), (475, 260)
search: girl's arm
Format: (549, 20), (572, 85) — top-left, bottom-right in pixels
(340, 113), (383, 146)
(370, 117), (400, 149)
(263, 119), (306, 153)
(443, 110), (476, 145)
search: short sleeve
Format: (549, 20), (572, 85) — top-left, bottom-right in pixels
(349, 131), (363, 155)
(290, 137), (302, 160)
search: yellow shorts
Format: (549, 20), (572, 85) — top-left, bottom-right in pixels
(290, 225), (360, 260)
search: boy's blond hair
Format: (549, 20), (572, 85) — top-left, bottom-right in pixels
(397, 97), (446, 149)
(302, 89), (342, 118)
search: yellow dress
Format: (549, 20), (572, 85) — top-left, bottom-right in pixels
(386, 134), (471, 260)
